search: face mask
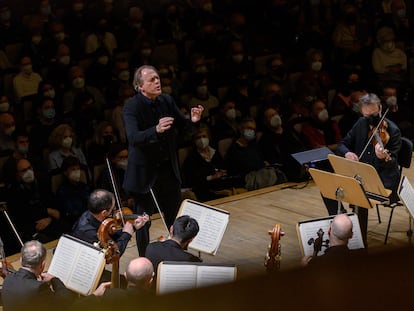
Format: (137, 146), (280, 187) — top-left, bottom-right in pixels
(17, 144), (29, 154)
(141, 49), (152, 56)
(270, 115), (282, 128)
(195, 65), (208, 73)
(0, 11), (10, 22)
(382, 41), (395, 52)
(0, 102), (9, 112)
(72, 77), (85, 89)
(195, 137), (209, 149)
(43, 108), (56, 119)
(311, 61), (322, 72)
(397, 9), (406, 18)
(202, 3), (213, 12)
(132, 22), (142, 29)
(318, 109), (329, 122)
(22, 169), (35, 183)
(162, 86), (172, 95)
(225, 108), (236, 120)
(366, 114), (381, 126)
(116, 159), (128, 170)
(32, 35), (42, 45)
(386, 96), (397, 107)
(243, 129), (256, 141)
(73, 3), (84, 11)
(59, 55), (70, 65)
(103, 135), (113, 146)
(352, 102), (360, 113)
(271, 66), (286, 79)
(4, 126), (15, 136)
(41, 6), (51, 16)
(62, 137), (73, 148)
(197, 85), (208, 96)
(98, 56), (109, 65)
(54, 32), (65, 42)
(69, 169), (81, 183)
(44, 89), (56, 98)
(118, 70), (130, 81)
(232, 54), (243, 63)
(22, 64), (33, 75)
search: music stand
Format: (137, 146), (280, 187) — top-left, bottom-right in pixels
(309, 168), (373, 214)
(291, 147), (333, 170)
(328, 154), (391, 204)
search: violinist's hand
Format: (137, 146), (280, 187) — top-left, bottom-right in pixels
(156, 117), (174, 134)
(35, 217), (52, 231)
(40, 272), (56, 283)
(93, 282), (111, 296)
(301, 255), (313, 267)
(374, 143), (390, 161)
(345, 152), (359, 161)
(133, 214), (150, 230)
(191, 105), (204, 123)
(122, 221), (134, 236)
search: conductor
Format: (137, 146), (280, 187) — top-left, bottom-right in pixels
(122, 65), (204, 256)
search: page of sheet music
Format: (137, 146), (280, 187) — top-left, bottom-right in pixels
(48, 236), (79, 283)
(157, 264), (197, 295)
(179, 201), (229, 254)
(298, 214), (364, 257)
(196, 265), (236, 288)
(399, 177), (414, 218)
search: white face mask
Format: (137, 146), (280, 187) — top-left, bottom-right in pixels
(232, 54), (243, 63)
(44, 89), (56, 99)
(22, 169), (35, 183)
(98, 56), (109, 65)
(197, 85), (208, 96)
(118, 70), (130, 81)
(72, 77), (85, 89)
(162, 86), (172, 95)
(225, 108), (236, 120)
(59, 55), (70, 65)
(69, 169), (81, 183)
(382, 41), (395, 52)
(270, 115), (282, 128)
(22, 64), (33, 75)
(141, 49), (152, 56)
(62, 137), (73, 149)
(54, 32), (65, 42)
(195, 137), (209, 149)
(116, 159), (128, 170)
(311, 61), (322, 72)
(0, 102), (9, 112)
(386, 95), (397, 107)
(32, 35), (42, 45)
(318, 109), (329, 122)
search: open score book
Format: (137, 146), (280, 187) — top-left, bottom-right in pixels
(177, 199), (230, 255)
(156, 261), (237, 295)
(47, 234), (106, 296)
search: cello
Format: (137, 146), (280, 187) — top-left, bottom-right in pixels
(264, 224), (284, 272)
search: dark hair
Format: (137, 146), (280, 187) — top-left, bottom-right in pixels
(172, 215), (199, 243)
(88, 189), (114, 214)
(107, 143), (127, 160)
(60, 156), (80, 172)
(11, 128), (28, 142)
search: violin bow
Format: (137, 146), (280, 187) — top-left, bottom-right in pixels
(105, 156), (125, 226)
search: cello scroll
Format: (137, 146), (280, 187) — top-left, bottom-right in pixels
(264, 224), (284, 272)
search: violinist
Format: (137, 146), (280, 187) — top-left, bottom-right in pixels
(336, 93), (401, 246)
(71, 189), (149, 256)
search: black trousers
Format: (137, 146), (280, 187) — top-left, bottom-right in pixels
(132, 163), (182, 256)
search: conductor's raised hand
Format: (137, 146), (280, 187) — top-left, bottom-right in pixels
(191, 105), (204, 123)
(156, 117), (174, 134)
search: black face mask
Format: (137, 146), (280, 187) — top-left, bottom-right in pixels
(366, 114), (381, 126)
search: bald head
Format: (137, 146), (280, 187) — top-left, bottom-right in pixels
(125, 257), (154, 289)
(329, 214), (353, 246)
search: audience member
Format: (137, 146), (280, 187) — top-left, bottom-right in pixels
(111, 85), (134, 143)
(12, 56), (42, 104)
(0, 112), (16, 153)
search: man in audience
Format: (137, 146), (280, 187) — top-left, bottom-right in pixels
(145, 215), (202, 274)
(2, 240), (74, 311)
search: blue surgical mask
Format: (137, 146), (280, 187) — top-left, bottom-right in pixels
(43, 108), (56, 119)
(243, 129), (256, 141)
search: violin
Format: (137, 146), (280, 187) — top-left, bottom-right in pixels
(0, 237), (16, 278)
(264, 224), (284, 273)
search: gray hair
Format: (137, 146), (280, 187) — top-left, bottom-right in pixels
(132, 65), (158, 91)
(21, 240), (46, 270)
(359, 93), (381, 107)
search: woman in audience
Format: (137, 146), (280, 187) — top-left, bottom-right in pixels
(86, 120), (118, 167)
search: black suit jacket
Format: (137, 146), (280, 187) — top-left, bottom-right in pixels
(145, 239), (202, 274)
(2, 268), (73, 311)
(122, 92), (191, 194)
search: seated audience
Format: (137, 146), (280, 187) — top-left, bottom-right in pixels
(0, 112), (16, 153)
(12, 56), (42, 105)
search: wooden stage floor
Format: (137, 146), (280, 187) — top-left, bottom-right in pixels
(119, 160), (414, 280)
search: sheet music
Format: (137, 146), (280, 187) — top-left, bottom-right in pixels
(196, 265), (236, 288)
(157, 264), (197, 294)
(178, 200), (229, 255)
(297, 214), (364, 257)
(399, 176), (414, 218)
